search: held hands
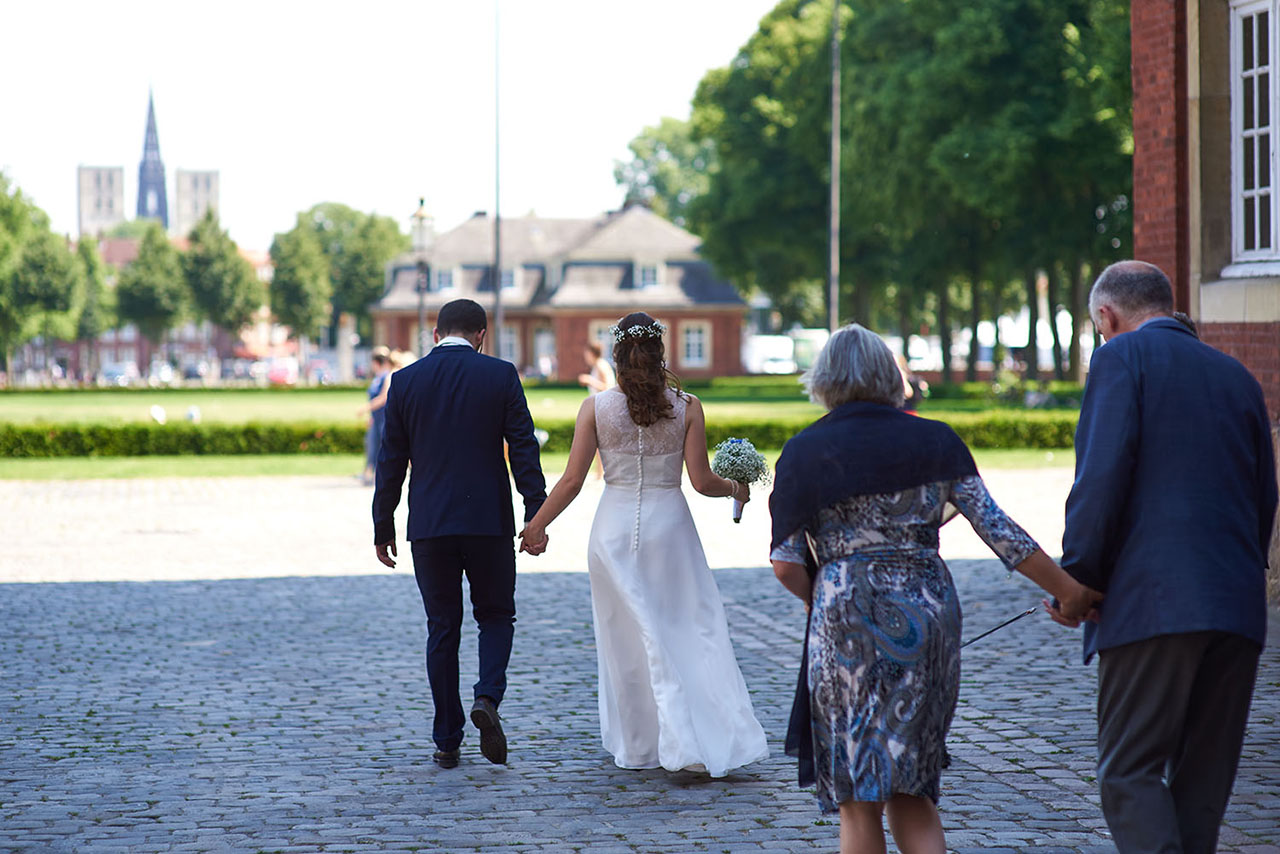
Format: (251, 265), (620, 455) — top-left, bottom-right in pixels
(729, 480), (751, 505)
(375, 541), (397, 568)
(518, 524), (549, 556)
(1043, 580), (1104, 628)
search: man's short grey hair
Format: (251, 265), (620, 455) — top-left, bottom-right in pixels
(1089, 261), (1174, 321)
(802, 323), (905, 410)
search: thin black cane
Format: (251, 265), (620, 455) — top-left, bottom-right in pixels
(960, 606), (1038, 648)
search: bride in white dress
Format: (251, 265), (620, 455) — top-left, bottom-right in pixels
(519, 312), (769, 777)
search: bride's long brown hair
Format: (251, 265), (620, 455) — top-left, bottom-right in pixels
(612, 312), (684, 427)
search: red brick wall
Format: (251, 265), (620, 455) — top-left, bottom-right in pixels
(1201, 322), (1280, 420)
(554, 312), (744, 382)
(709, 314), (743, 377)
(1132, 0), (1190, 311)
(554, 316), (594, 383)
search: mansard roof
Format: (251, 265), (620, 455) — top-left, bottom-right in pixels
(373, 205), (744, 314)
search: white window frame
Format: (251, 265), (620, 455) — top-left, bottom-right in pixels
(1232, 0), (1279, 263)
(500, 268), (517, 290)
(434, 268), (455, 292)
(497, 323), (520, 365)
(636, 264), (660, 288)
(679, 320), (712, 370)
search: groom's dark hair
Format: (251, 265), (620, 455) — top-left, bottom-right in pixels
(437, 299), (488, 335)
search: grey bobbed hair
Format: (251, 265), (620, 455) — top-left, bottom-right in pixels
(802, 323), (905, 410)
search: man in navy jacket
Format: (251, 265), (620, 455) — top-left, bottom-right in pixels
(373, 299), (547, 769)
(1055, 261), (1277, 853)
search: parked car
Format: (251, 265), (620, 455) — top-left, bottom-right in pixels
(307, 358), (335, 385)
(266, 357), (299, 386)
(147, 361), (175, 386)
(181, 360), (209, 381)
(98, 361), (140, 387)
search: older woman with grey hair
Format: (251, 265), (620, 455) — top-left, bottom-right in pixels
(769, 324), (1101, 854)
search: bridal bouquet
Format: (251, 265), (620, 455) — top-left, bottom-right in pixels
(711, 437), (770, 523)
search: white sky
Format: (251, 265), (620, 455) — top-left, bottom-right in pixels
(1, 0), (778, 251)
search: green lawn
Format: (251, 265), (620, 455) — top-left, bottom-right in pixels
(0, 448), (1073, 480)
(0, 385), (1076, 427)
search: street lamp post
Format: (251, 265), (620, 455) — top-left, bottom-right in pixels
(411, 198), (432, 357)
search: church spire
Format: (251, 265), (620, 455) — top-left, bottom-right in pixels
(137, 91), (169, 228)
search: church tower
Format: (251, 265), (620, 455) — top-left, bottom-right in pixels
(136, 92), (169, 228)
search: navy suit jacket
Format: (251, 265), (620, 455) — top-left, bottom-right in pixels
(1062, 317), (1277, 662)
(372, 344), (546, 545)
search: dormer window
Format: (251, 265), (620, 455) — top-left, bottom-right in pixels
(500, 268), (516, 290)
(434, 269), (455, 292)
(637, 265), (659, 288)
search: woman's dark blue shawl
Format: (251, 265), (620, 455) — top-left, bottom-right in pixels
(768, 401), (978, 787)
(770, 401), (978, 551)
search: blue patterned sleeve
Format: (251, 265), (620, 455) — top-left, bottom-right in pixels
(770, 528), (809, 564)
(949, 475), (1040, 571)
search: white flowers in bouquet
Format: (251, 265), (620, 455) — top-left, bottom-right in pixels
(711, 437), (770, 523)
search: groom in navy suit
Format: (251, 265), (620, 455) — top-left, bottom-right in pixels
(373, 298), (547, 769)
(1054, 261), (1277, 853)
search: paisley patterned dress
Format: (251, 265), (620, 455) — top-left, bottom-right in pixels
(771, 475), (1039, 812)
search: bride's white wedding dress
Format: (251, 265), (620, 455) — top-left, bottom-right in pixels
(587, 388), (769, 777)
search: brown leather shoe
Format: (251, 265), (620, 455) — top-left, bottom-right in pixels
(470, 696), (507, 765)
(433, 748), (460, 769)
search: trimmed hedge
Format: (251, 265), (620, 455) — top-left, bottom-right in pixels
(0, 411), (1077, 458)
(0, 422), (365, 458)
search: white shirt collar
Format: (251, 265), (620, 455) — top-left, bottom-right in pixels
(435, 336), (474, 349)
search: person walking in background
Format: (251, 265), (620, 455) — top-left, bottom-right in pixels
(894, 352), (928, 413)
(1049, 261), (1276, 854)
(518, 312), (769, 777)
(577, 341), (616, 395)
(578, 341), (616, 478)
(372, 298), (548, 770)
(770, 324), (1101, 854)
(358, 347), (392, 486)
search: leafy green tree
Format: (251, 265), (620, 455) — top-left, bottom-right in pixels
(104, 219), (155, 240)
(681, 0), (1131, 377)
(11, 224), (79, 347)
(183, 209), (264, 334)
(298, 203), (408, 343)
(614, 117), (716, 228)
(689, 1), (836, 326)
(75, 237), (113, 379)
(76, 237), (113, 340)
(116, 223), (186, 346)
(269, 216), (331, 341)
(0, 175), (43, 372)
(336, 212), (408, 340)
(10, 227), (81, 379)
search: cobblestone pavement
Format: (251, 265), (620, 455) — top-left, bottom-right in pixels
(1, 474), (1277, 853)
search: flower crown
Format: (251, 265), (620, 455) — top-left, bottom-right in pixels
(609, 320), (666, 343)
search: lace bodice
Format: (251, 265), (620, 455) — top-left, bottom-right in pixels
(594, 389), (687, 490)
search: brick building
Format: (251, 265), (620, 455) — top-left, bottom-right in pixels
(1134, 0), (1280, 419)
(1136, 0), (1280, 591)
(370, 206), (747, 381)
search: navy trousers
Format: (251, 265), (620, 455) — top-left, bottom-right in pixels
(411, 536), (516, 752)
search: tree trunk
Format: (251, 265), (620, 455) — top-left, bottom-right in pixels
(966, 273), (981, 382)
(989, 284), (1005, 371)
(1046, 264), (1066, 380)
(897, 288), (913, 356)
(938, 281), (953, 384)
(850, 275), (870, 327)
(1024, 268), (1040, 381)
(1068, 259), (1086, 381)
